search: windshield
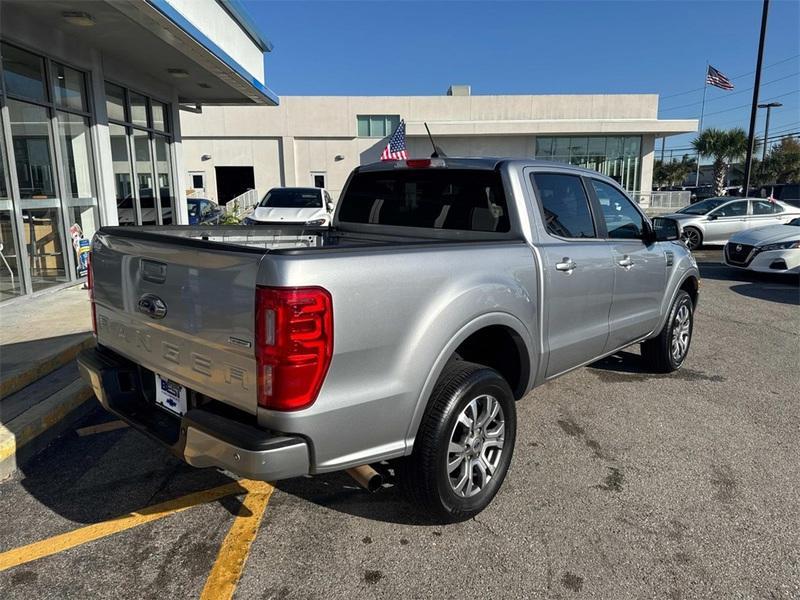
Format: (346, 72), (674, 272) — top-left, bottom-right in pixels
(187, 200), (200, 217)
(260, 188), (321, 208)
(677, 198), (729, 215)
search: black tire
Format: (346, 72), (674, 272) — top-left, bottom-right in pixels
(397, 361), (516, 522)
(682, 226), (702, 251)
(641, 290), (694, 373)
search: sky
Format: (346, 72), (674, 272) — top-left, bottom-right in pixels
(243, 0), (800, 157)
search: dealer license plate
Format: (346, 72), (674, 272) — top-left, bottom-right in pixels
(155, 374), (187, 416)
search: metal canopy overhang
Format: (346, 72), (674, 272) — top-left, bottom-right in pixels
(135, 0), (278, 106)
(1, 0), (277, 106)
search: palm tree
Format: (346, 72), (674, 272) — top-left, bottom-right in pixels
(691, 128), (749, 195)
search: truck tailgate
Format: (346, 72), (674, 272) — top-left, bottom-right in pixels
(91, 230), (264, 415)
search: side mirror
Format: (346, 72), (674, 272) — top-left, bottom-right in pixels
(707, 213), (718, 221)
(651, 217), (681, 242)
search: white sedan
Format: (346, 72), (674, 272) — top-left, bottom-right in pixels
(724, 217), (800, 274)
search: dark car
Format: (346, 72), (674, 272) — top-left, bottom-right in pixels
(187, 197), (223, 225)
(759, 183), (800, 209)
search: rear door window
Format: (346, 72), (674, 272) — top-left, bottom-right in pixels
(752, 200), (782, 215)
(531, 173), (596, 238)
(712, 201), (748, 217)
(338, 168), (510, 232)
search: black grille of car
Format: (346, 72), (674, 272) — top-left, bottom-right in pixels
(725, 242), (756, 266)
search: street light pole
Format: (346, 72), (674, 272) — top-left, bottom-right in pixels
(741, 0), (770, 196)
(758, 101), (782, 161)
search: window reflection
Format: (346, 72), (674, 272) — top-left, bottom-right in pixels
(105, 82), (127, 122)
(7, 99), (67, 286)
(58, 112), (99, 241)
(8, 99), (56, 198)
(52, 63), (87, 112)
(536, 136), (642, 192)
(0, 119), (23, 299)
(154, 135), (173, 224)
(133, 129), (156, 225)
(130, 92), (148, 128)
(110, 123), (135, 225)
(1, 42), (47, 102)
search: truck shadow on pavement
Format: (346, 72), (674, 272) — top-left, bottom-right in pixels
(16, 407), (247, 525)
(15, 406), (431, 527)
(274, 467), (445, 526)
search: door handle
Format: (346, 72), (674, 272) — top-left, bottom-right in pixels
(617, 255), (633, 269)
(555, 257), (577, 273)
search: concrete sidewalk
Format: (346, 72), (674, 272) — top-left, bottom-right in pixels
(1, 285), (95, 479)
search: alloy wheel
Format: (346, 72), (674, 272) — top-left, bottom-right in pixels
(671, 303), (691, 362)
(446, 394), (505, 498)
(682, 228), (701, 250)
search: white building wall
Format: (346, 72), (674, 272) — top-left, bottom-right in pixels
(180, 96), (697, 204)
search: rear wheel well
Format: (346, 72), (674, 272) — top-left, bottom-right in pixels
(450, 325), (529, 399)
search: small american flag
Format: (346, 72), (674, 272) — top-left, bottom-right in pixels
(381, 120), (408, 161)
(706, 66), (734, 90)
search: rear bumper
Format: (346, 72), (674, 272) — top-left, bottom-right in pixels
(77, 347), (309, 481)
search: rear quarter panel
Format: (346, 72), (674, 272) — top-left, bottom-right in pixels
(257, 242), (539, 472)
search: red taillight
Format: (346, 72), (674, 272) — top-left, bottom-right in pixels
(87, 251), (97, 336)
(255, 286), (333, 411)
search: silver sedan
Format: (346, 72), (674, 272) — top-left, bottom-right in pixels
(665, 197), (800, 250)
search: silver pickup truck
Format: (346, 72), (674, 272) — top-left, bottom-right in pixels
(78, 158), (699, 520)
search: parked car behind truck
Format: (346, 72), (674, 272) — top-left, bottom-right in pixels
(79, 158), (699, 520)
(667, 196), (800, 250)
(243, 187), (334, 227)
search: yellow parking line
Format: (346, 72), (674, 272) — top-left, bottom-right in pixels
(76, 420), (130, 437)
(200, 481), (274, 600)
(0, 479), (261, 572)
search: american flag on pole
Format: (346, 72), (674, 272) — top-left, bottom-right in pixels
(706, 66), (734, 90)
(381, 120), (408, 161)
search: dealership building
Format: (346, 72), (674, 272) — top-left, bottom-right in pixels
(0, 0), (277, 302)
(180, 88), (697, 208)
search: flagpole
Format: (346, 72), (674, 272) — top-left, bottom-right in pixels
(694, 62), (708, 187)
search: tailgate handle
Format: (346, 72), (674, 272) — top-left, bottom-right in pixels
(141, 259), (167, 284)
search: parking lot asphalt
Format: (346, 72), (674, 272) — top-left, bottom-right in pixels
(1, 249), (798, 599)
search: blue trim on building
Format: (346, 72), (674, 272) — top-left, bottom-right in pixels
(217, 0), (273, 53)
(145, 0), (279, 105)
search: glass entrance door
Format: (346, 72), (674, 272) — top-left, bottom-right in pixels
(7, 98), (68, 291)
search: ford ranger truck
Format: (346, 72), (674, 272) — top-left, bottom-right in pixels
(78, 158), (699, 521)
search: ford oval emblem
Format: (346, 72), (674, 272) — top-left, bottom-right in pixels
(137, 293), (167, 319)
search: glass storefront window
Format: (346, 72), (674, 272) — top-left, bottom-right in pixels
(8, 99), (56, 198)
(52, 63), (87, 112)
(154, 135), (173, 224)
(130, 92), (149, 128)
(536, 135), (643, 192)
(7, 99), (68, 289)
(105, 82), (126, 122)
(57, 112), (94, 198)
(133, 129), (156, 225)
(106, 83), (174, 227)
(0, 115), (23, 300)
(151, 100), (168, 132)
(109, 123), (134, 225)
(1, 42), (47, 102)
(58, 112), (99, 242)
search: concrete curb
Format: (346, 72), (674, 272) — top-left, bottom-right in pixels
(0, 335), (94, 399)
(0, 379), (96, 481)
